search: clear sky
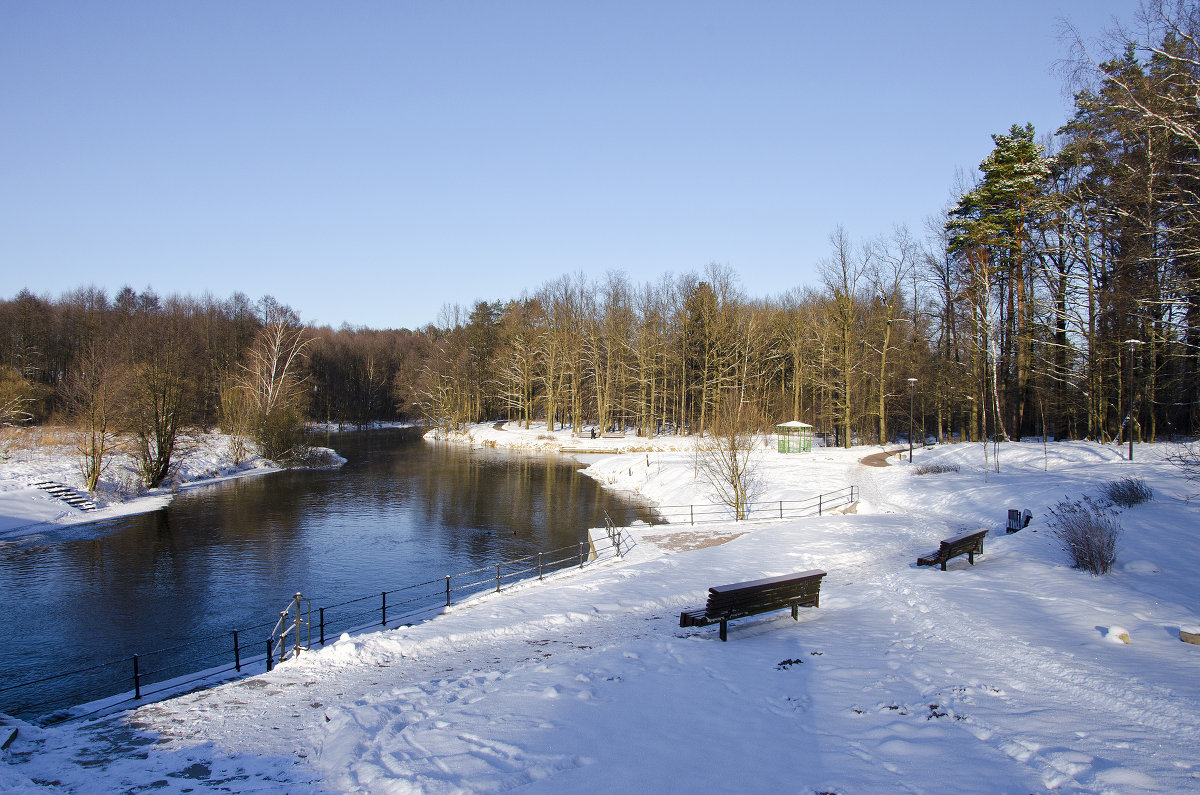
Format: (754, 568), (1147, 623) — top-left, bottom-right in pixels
(2, 1), (1137, 330)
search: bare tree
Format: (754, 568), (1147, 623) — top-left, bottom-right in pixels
(238, 306), (313, 462)
(117, 299), (195, 489)
(820, 226), (871, 447)
(694, 391), (765, 520)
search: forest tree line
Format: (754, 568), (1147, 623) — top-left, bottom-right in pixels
(2, 2), (1199, 461)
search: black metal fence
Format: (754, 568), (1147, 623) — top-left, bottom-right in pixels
(0, 528), (625, 726)
(0, 484), (858, 726)
(647, 485), (857, 526)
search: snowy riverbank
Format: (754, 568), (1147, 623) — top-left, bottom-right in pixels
(0, 428), (344, 540)
(3, 432), (1200, 792)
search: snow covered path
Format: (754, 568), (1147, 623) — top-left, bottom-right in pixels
(3, 438), (1199, 792)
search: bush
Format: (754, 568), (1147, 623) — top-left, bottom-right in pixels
(1101, 477), (1153, 508)
(1047, 496), (1122, 575)
(912, 463), (959, 476)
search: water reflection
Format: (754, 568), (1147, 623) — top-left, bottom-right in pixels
(0, 429), (652, 715)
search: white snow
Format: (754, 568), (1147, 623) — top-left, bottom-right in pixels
(0, 429), (344, 540)
(3, 425), (1200, 792)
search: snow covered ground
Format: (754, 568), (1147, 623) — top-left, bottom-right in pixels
(0, 428), (345, 540)
(2, 425), (1199, 793)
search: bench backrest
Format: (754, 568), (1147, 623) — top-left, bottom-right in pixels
(941, 530), (986, 556)
(705, 570), (826, 618)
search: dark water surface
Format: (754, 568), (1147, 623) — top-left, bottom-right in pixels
(0, 429), (652, 718)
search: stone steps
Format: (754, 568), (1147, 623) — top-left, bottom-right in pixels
(30, 480), (98, 511)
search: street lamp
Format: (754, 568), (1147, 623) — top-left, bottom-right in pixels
(907, 377), (918, 462)
(1125, 339), (1142, 461)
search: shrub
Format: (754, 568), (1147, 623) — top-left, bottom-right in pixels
(913, 463), (959, 476)
(1101, 477), (1153, 508)
(1167, 441), (1200, 494)
(1047, 496), (1122, 575)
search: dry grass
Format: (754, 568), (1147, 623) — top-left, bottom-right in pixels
(1, 424), (83, 454)
(1, 424), (138, 462)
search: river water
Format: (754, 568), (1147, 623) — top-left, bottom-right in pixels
(0, 429), (653, 719)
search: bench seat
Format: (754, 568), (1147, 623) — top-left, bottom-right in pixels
(679, 569), (826, 641)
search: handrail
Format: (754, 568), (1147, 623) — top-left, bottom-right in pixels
(267, 593), (310, 671)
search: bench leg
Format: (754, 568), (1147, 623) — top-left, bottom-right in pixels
(968, 551), (974, 565)
(791, 604), (798, 620)
(940, 560), (947, 571)
(719, 620), (727, 642)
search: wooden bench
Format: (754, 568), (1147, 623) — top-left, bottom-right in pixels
(679, 570), (826, 641)
(917, 529), (988, 570)
(1006, 508), (1032, 533)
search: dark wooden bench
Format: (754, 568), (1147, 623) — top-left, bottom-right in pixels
(917, 529), (988, 570)
(679, 569), (826, 641)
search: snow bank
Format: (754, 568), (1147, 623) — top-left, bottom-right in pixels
(3, 437), (1200, 792)
(0, 429), (343, 539)
(425, 420), (700, 453)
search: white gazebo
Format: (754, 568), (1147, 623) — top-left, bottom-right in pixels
(775, 421), (813, 453)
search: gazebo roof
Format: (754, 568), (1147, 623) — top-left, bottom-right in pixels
(775, 421), (813, 429)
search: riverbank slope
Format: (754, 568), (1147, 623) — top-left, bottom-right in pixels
(0, 427), (343, 539)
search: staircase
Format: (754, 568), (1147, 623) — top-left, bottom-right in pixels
(30, 481), (98, 512)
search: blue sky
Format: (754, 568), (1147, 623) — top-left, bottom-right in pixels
(2, 1), (1135, 330)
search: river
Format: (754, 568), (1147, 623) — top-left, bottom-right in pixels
(0, 428), (653, 720)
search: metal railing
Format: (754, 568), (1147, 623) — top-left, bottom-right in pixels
(645, 485), (857, 526)
(0, 485), (859, 724)
(268, 593), (311, 670)
(0, 527), (626, 726)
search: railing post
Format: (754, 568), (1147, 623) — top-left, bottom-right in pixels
(496, 563), (501, 593)
(615, 528), (621, 556)
(445, 575), (451, 607)
(132, 654), (141, 699)
(266, 639), (273, 672)
(319, 607), (325, 646)
(233, 630), (241, 672)
(780, 500), (783, 519)
(293, 593), (303, 657)
(819, 494), (823, 516)
(579, 541), (585, 568)
(381, 591), (387, 626)
(538, 552), (543, 581)
(277, 609), (287, 665)
(690, 505), (694, 526)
